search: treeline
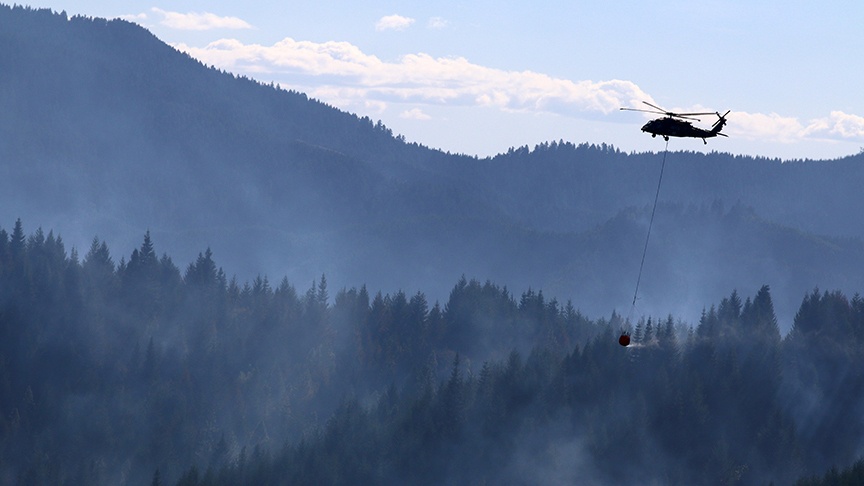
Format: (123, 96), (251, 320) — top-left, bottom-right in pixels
(796, 458), (864, 486)
(2, 220), (864, 485)
(172, 291), (864, 486)
(170, 287), (864, 486)
(0, 220), (593, 485)
(169, 289), (790, 485)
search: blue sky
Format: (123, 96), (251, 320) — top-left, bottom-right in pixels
(31, 1), (864, 159)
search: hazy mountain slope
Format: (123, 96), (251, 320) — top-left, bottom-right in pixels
(568, 203), (864, 326)
(1, 5), (863, 327)
(0, 5), (486, 279)
(420, 143), (864, 238)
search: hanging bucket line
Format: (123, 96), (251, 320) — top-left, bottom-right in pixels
(628, 139), (669, 322)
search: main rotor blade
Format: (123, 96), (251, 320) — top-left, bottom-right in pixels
(621, 107), (703, 121)
(642, 101), (667, 112)
(620, 107), (665, 115)
(622, 101), (718, 124)
(641, 101), (713, 118)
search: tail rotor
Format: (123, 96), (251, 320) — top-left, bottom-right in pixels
(711, 110), (730, 135)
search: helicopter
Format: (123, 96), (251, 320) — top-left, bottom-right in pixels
(621, 102), (730, 144)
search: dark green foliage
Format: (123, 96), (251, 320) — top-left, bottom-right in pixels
(151, 469), (163, 486)
(795, 458), (864, 486)
(4, 221), (864, 485)
(0, 222), (593, 484)
(782, 290), (864, 473)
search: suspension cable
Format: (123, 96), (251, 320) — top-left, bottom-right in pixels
(630, 139), (669, 317)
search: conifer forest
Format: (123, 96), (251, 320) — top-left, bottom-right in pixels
(3, 5), (864, 485)
(3, 221), (864, 485)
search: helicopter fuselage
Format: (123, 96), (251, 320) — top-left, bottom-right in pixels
(621, 102), (729, 144)
(641, 117), (720, 142)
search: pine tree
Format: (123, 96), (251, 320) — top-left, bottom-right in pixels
(438, 353), (465, 439)
(9, 218), (25, 257)
(185, 248), (218, 287)
(633, 317), (645, 343)
(84, 237), (113, 269)
(747, 285), (780, 343)
(138, 231), (157, 268)
(644, 317), (654, 342)
(317, 273), (329, 307)
(658, 314), (678, 352)
(150, 469), (163, 486)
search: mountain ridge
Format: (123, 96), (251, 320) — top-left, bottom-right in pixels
(2, 4), (863, 327)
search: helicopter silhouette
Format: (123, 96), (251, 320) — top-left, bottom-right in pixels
(621, 102), (730, 144)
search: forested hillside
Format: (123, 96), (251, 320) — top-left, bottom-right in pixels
(3, 221), (864, 485)
(2, 5), (864, 326)
(4, 6), (864, 484)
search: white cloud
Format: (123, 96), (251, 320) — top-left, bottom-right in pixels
(119, 12), (148, 22)
(151, 8), (252, 31)
(428, 17), (449, 29)
(174, 37), (649, 117)
(364, 100), (388, 114)
(725, 110), (864, 143)
(178, 38), (381, 77)
(400, 108), (432, 120)
(806, 111), (864, 139)
(375, 14), (415, 32)
(172, 37), (864, 145)
(726, 112), (806, 143)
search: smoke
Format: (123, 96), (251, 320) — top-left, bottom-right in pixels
(505, 424), (604, 486)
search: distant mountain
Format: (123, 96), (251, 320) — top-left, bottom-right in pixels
(2, 5), (864, 328)
(425, 143), (864, 239)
